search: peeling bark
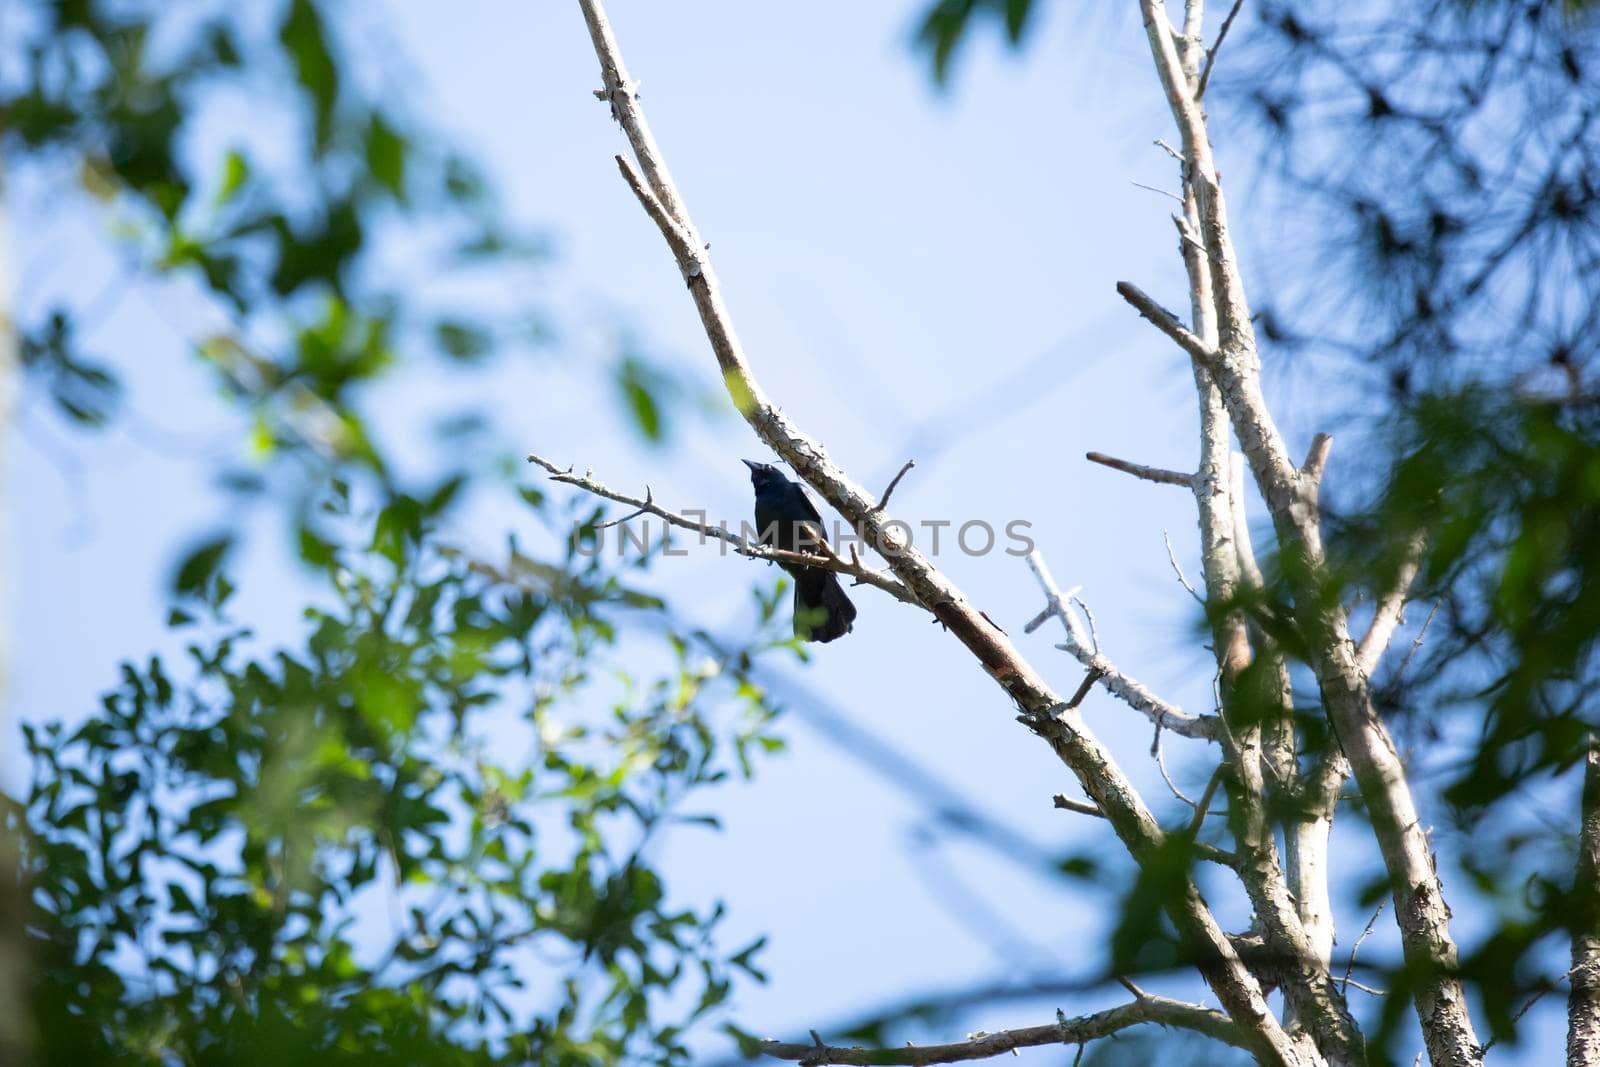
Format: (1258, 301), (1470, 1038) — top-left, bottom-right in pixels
(1132, 3), (1482, 1062)
(1568, 743), (1600, 1067)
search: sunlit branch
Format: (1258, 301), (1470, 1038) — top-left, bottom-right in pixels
(755, 994), (1246, 1065)
(1115, 281), (1219, 366)
(1355, 529), (1427, 676)
(1085, 451), (1195, 488)
(1023, 550), (1220, 741)
(526, 452), (920, 607)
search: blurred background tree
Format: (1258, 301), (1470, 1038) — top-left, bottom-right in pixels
(914, 0), (1600, 1057)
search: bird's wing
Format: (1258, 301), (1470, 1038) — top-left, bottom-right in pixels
(796, 488), (825, 526)
(788, 483), (832, 548)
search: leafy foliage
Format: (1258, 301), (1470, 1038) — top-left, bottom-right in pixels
(22, 492), (788, 1064)
(5, 1), (777, 1063)
(904, 0), (1600, 1055)
(915, 0), (1038, 83)
(2, 0), (551, 487)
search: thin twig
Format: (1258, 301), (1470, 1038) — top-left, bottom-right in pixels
(1228, 454), (1267, 591)
(594, 487), (654, 530)
(1152, 721), (1198, 809)
(1070, 596), (1101, 655)
(873, 459), (916, 512)
(1164, 529), (1204, 603)
(1024, 550), (1220, 741)
(1356, 528), (1429, 675)
(1342, 901), (1386, 993)
(1185, 765), (1227, 838)
(1394, 601), (1439, 682)
(615, 154), (691, 251)
(1478, 964), (1579, 1054)
(1132, 180), (1184, 203)
(1195, 0), (1246, 100)
(1086, 451), (1195, 488)
(527, 452), (920, 606)
(1068, 668), (1104, 709)
(1174, 220), (1209, 258)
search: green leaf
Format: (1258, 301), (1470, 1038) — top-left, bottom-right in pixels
(729, 935), (768, 981)
(422, 474), (466, 517)
(917, 0), (979, 84)
(280, 0), (340, 150)
(616, 358), (667, 443)
(371, 495), (423, 565)
(435, 320), (491, 362)
(1004, 0), (1032, 41)
(298, 525), (336, 568)
(172, 534), (234, 597)
(216, 149), (249, 206)
(364, 112), (407, 199)
(916, 0), (1037, 83)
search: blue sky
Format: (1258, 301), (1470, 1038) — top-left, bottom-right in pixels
(8, 1), (1568, 1062)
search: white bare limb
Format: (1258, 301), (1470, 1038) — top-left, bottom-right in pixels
(756, 994), (1247, 1065)
(1356, 529), (1428, 676)
(1132, 0), (1482, 1060)
(1023, 550), (1220, 741)
(572, 4), (1297, 1060)
(1085, 451), (1195, 488)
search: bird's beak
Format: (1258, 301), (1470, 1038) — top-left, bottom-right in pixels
(742, 459), (762, 472)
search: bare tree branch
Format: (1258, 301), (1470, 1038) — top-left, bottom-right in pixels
(1163, 130), (1356, 1064)
(1115, 281), (1219, 365)
(1195, 0), (1246, 100)
(874, 459), (916, 512)
(1302, 432), (1333, 489)
(1163, 528), (1204, 603)
(1229, 454), (1266, 589)
(756, 995), (1247, 1065)
(1395, 602), (1439, 681)
(1356, 529), (1428, 676)
(1134, 1), (1480, 1059)
(526, 452), (920, 606)
(1085, 451), (1195, 487)
(1342, 902), (1386, 994)
(1151, 723), (1197, 808)
(1132, 179), (1184, 203)
(1024, 550), (1220, 741)
(573, 4), (1305, 1061)
(1186, 765), (1227, 837)
(1181, 0), (1207, 73)
(1052, 794), (1104, 818)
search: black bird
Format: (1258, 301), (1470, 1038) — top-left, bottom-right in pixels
(743, 459), (857, 643)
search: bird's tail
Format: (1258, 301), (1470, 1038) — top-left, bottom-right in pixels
(793, 568), (857, 643)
